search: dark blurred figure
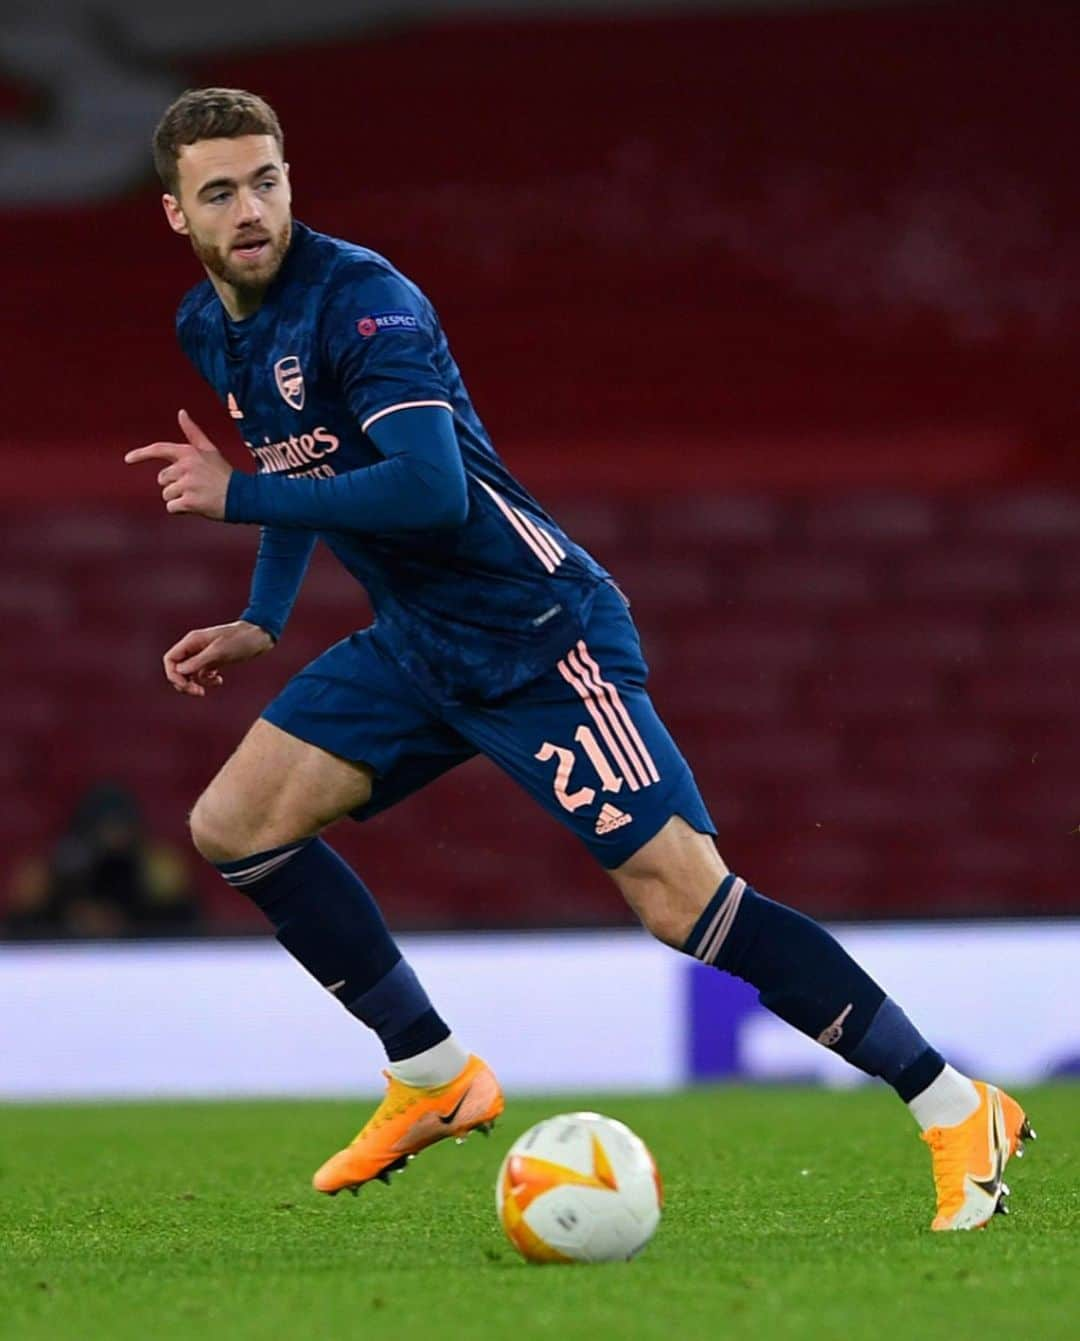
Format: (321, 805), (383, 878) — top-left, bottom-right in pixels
(4, 784), (200, 938)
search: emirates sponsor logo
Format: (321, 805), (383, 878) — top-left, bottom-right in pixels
(246, 426), (341, 474)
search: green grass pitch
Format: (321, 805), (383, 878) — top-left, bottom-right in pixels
(2, 1084), (1078, 1341)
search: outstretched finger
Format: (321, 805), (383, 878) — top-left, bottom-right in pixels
(179, 409), (216, 453)
(125, 442), (183, 466)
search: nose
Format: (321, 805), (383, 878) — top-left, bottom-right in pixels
(235, 188), (263, 226)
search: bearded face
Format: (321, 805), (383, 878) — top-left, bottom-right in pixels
(164, 134), (293, 314)
(189, 211), (292, 294)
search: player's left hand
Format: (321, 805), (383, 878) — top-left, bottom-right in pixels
(124, 410), (233, 520)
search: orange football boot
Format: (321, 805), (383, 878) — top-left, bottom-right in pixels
(313, 1053), (504, 1195)
(921, 1080), (1035, 1231)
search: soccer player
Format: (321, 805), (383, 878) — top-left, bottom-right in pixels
(127, 87), (1033, 1229)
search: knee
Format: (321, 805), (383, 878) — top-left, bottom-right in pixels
(634, 883), (699, 949)
(611, 819), (729, 950)
(189, 781), (324, 865)
(614, 863), (702, 947)
(189, 788), (250, 864)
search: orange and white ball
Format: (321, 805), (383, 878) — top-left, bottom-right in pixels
(496, 1112), (663, 1264)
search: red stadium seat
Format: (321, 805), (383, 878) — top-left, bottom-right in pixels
(967, 668), (1080, 720)
(998, 609), (1080, 668)
(891, 550), (1029, 605)
(804, 495), (940, 547)
(643, 495), (786, 553)
(693, 728), (841, 781)
(806, 667), (942, 719)
(963, 492), (1080, 545)
(737, 556), (873, 609)
(832, 612), (988, 668)
(603, 557), (713, 615)
(650, 670), (791, 723)
(859, 725), (1011, 778)
(647, 618), (823, 671)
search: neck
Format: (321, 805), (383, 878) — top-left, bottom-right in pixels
(207, 271), (267, 321)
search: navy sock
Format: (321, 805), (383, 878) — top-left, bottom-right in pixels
(216, 838), (449, 1062)
(685, 875), (945, 1099)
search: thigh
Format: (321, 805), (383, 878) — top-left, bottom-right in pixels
(200, 717), (375, 854)
(451, 583), (717, 870)
(261, 628), (475, 825)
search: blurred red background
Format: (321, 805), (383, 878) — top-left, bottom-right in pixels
(3, 3), (1078, 929)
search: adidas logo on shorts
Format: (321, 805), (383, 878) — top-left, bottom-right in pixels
(594, 803), (632, 836)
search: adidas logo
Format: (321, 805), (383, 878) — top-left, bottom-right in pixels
(227, 392), (244, 419)
(595, 803), (632, 836)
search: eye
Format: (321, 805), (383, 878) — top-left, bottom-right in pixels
(208, 191), (230, 205)
(257, 179), (277, 193)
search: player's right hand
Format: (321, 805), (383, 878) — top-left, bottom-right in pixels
(163, 620), (274, 696)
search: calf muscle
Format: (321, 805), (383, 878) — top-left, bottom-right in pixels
(189, 718), (374, 862)
(610, 815), (728, 947)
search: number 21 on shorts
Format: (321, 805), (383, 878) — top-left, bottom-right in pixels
(536, 724), (637, 813)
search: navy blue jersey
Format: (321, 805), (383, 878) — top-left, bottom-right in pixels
(176, 222), (608, 701)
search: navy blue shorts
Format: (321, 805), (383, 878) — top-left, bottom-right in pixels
(262, 583), (715, 868)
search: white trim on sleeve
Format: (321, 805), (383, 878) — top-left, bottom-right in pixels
(361, 400), (454, 433)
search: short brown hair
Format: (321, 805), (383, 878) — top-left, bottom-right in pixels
(152, 87), (284, 196)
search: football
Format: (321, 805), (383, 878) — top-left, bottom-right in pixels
(495, 1111), (663, 1264)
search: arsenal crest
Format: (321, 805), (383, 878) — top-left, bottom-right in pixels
(274, 355), (305, 411)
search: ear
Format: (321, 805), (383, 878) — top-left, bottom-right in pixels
(162, 193), (189, 237)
